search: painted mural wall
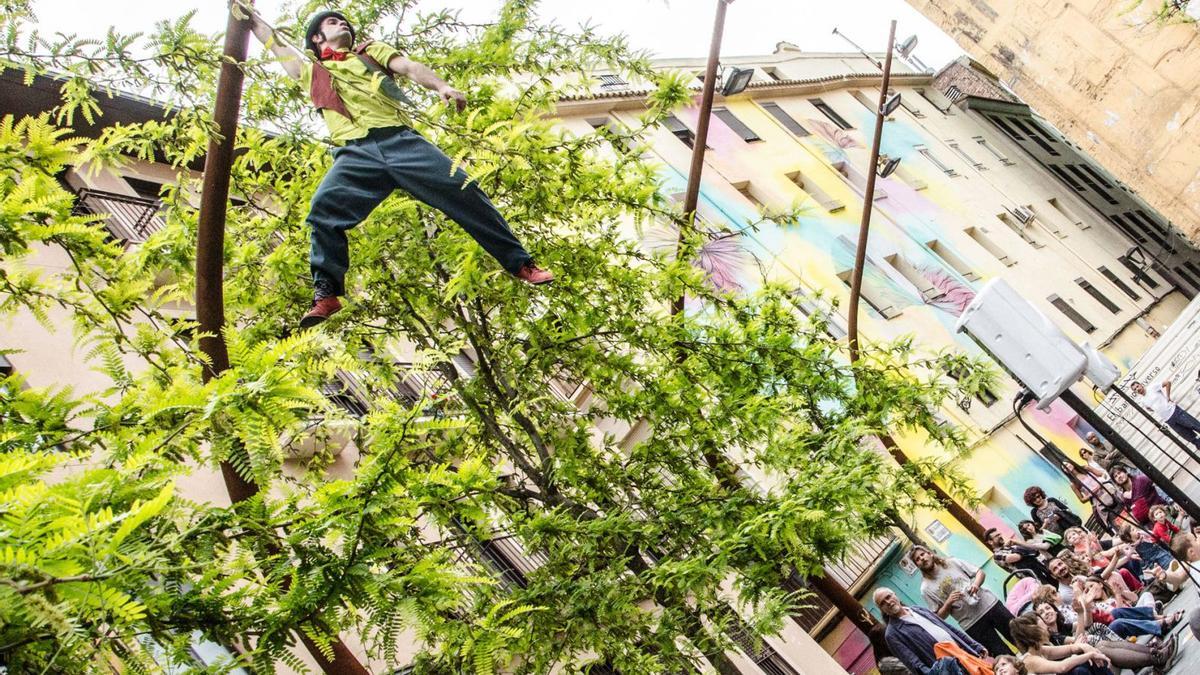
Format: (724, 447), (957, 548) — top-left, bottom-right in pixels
(583, 81), (1181, 673)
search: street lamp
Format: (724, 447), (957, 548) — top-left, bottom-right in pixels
(721, 66), (754, 96)
(877, 155), (901, 178)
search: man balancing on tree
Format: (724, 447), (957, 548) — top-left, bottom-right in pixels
(238, 5), (554, 327)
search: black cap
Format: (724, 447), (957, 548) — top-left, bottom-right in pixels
(305, 10), (356, 58)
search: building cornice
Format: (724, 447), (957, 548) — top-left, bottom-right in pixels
(553, 71), (934, 116)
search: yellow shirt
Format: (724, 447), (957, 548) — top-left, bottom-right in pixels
(300, 43), (411, 145)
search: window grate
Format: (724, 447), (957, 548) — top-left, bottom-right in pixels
(1048, 294), (1096, 333)
(808, 98), (853, 130)
(1098, 266), (1141, 301)
(663, 114), (696, 149)
(73, 187), (165, 244)
(1075, 278), (1121, 314)
(760, 102), (809, 136)
(712, 107), (761, 143)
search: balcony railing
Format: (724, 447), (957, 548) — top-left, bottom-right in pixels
(73, 188), (165, 244)
(786, 533), (898, 636)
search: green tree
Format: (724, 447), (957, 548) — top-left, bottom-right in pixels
(0, 1), (988, 672)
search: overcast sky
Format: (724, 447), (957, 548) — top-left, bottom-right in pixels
(32, 1), (965, 69)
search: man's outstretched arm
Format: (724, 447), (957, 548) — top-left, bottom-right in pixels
(233, 1), (305, 81)
(387, 56), (467, 111)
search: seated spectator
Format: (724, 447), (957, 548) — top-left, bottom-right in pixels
(1045, 551), (1140, 613)
(1062, 527), (1143, 582)
(1061, 460), (1119, 531)
(1109, 464), (1164, 525)
(1076, 576), (1181, 639)
(1149, 531), (1200, 643)
(1115, 523), (1174, 577)
(1008, 613), (1113, 674)
(1148, 504), (1179, 547)
(1025, 486), (1082, 536)
(1083, 432), (1121, 472)
(992, 654), (1025, 675)
(1017, 520), (1062, 558)
(987, 527), (1056, 585)
(1031, 599), (1173, 671)
(874, 586), (988, 675)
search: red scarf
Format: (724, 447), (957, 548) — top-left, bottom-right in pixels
(320, 47), (349, 61)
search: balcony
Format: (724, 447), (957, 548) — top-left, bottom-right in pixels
(73, 187), (165, 245)
(785, 533), (899, 636)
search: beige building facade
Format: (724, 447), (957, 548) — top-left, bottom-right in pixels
(905, 0), (1200, 246)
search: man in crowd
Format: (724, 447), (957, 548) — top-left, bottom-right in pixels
(911, 545), (1013, 657)
(1132, 379), (1200, 451)
(238, 5), (553, 327)
(1083, 431), (1121, 472)
(986, 527), (1056, 585)
(874, 587), (990, 675)
(1109, 464), (1166, 525)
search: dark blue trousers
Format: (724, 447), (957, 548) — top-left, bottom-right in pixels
(306, 126), (533, 296)
(1167, 406), (1200, 450)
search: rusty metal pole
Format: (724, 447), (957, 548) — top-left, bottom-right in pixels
(194, 7), (368, 674)
(845, 21), (895, 365)
(671, 0), (730, 318)
(840, 22), (990, 547)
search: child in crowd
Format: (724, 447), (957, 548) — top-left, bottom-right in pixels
(1149, 504), (1180, 547)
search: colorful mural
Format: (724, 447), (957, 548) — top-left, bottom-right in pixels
(628, 87), (1170, 673)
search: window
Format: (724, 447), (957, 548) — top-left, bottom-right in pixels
(915, 145), (957, 176)
(1128, 211), (1171, 250)
(947, 362), (999, 407)
(997, 211), (1044, 248)
(1067, 165), (1118, 204)
(123, 176), (165, 200)
(712, 107), (761, 142)
(1118, 253), (1160, 289)
(1108, 214), (1146, 244)
(890, 88), (927, 118)
(763, 67), (784, 81)
(850, 89), (878, 114)
(834, 160), (887, 201)
(760, 102), (809, 136)
(886, 254), (940, 301)
(837, 268), (902, 319)
(1048, 197), (1086, 230)
(662, 114), (695, 149)
(733, 181), (764, 209)
(1185, 261), (1200, 284)
(1079, 165), (1115, 189)
(587, 116), (634, 154)
(725, 612), (800, 675)
(1009, 118), (1060, 156)
(1048, 165), (1085, 192)
(320, 379), (370, 417)
(1172, 265), (1200, 290)
(791, 291), (849, 339)
(1098, 266), (1141, 300)
(598, 73), (628, 89)
(1049, 294), (1096, 333)
(0, 353), (12, 377)
(787, 170), (844, 212)
(927, 239), (981, 281)
(965, 226), (1015, 265)
(974, 136), (1014, 165)
(1076, 278), (1121, 314)
(809, 98), (853, 130)
(948, 141), (985, 170)
(986, 114), (1024, 141)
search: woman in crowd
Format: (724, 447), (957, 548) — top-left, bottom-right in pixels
(1031, 600), (1173, 672)
(1018, 520), (1062, 559)
(1009, 613), (1113, 674)
(1061, 460), (1120, 531)
(1025, 486), (1083, 536)
(1062, 527), (1143, 582)
(1076, 576), (1181, 639)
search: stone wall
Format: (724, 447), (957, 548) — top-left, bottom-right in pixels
(906, 0), (1200, 242)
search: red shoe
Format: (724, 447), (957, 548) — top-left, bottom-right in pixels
(299, 295), (342, 328)
(514, 263), (554, 285)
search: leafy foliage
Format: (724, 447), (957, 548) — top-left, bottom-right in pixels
(0, 1), (994, 672)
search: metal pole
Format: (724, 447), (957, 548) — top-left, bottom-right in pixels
(195, 7), (368, 674)
(846, 20), (895, 365)
(671, 0), (730, 318)
(840, 21), (990, 547)
(1060, 389), (1200, 523)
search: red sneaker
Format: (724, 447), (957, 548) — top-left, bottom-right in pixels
(299, 296), (342, 328)
(514, 263), (554, 285)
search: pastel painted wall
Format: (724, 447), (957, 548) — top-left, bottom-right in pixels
(558, 69), (1185, 672)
